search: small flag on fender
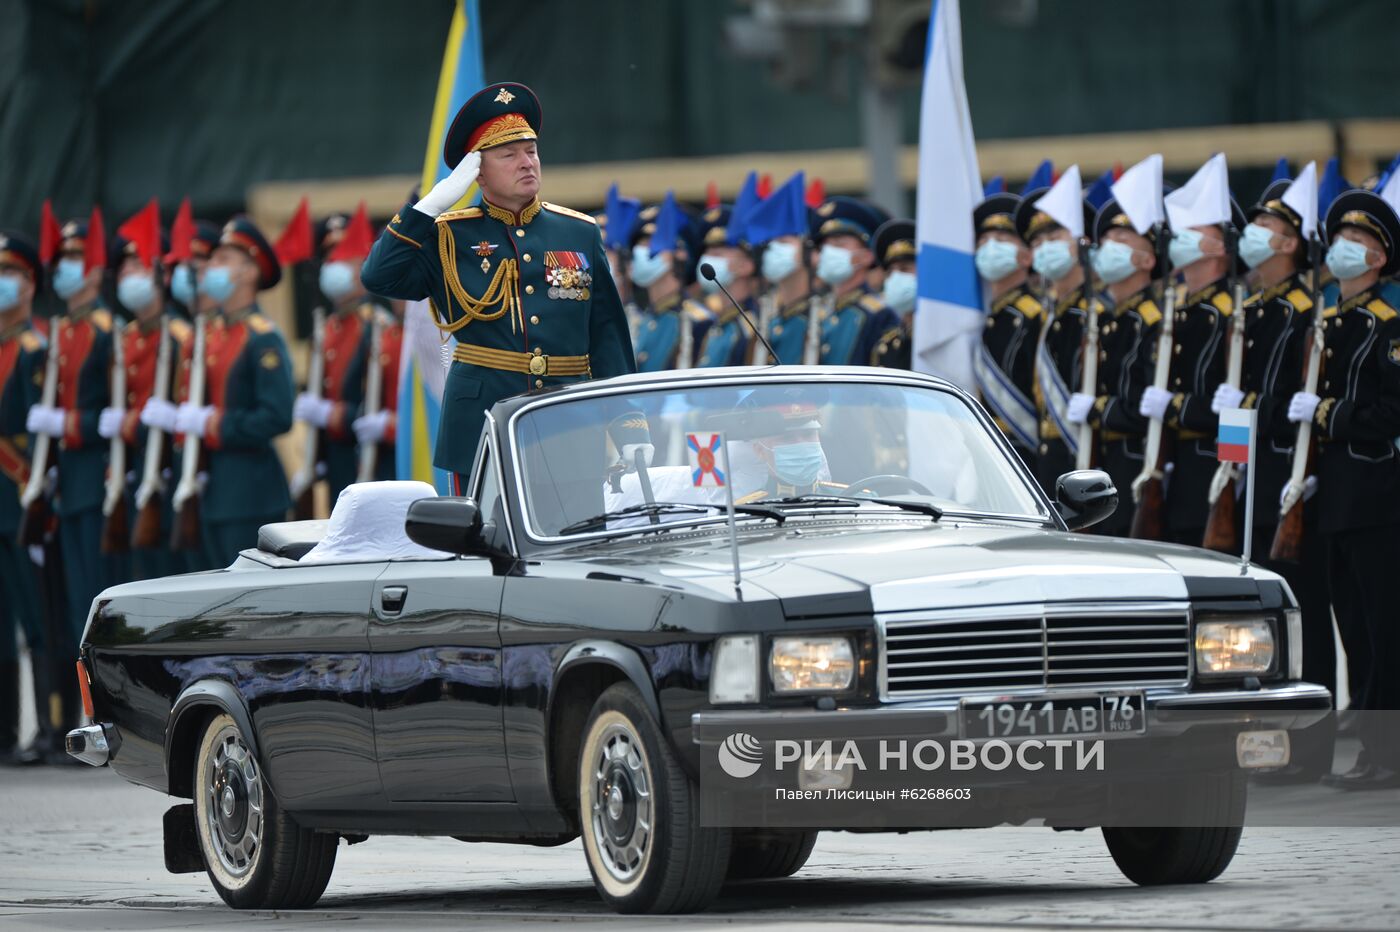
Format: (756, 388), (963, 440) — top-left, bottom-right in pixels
(1217, 408), (1253, 464)
(688, 432), (727, 487)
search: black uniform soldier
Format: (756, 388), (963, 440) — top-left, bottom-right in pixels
(869, 218), (916, 369)
(971, 194), (1041, 462)
(1066, 199), (1163, 537)
(1287, 190), (1400, 790)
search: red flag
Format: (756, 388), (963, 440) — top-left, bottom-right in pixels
(804, 177), (826, 208)
(39, 200), (62, 265)
(757, 173), (773, 199)
(273, 196), (314, 265)
(117, 198), (161, 268)
(84, 206), (106, 275)
(330, 201), (374, 262)
(705, 181), (720, 210)
(167, 196), (194, 263)
(1113, 161), (1124, 182)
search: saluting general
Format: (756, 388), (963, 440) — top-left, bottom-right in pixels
(360, 82), (636, 489)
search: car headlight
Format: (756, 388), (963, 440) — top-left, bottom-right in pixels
(710, 634), (760, 703)
(769, 636), (855, 693)
(1195, 619), (1276, 677)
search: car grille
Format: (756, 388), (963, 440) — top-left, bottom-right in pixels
(880, 606), (1191, 699)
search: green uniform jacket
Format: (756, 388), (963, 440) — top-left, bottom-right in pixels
(360, 197), (635, 474)
(0, 322), (45, 536)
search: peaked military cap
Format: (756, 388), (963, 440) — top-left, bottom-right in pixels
(872, 218), (916, 269)
(1093, 197), (1159, 245)
(443, 82), (542, 170)
(1247, 181), (1312, 270)
(1015, 187), (1094, 243)
(1327, 189), (1400, 277)
(190, 220), (221, 259)
(316, 213), (350, 256)
(57, 218), (90, 260)
(111, 227), (172, 272)
(974, 193), (1022, 239)
(814, 196), (889, 245)
(0, 231), (44, 292)
(218, 216), (282, 290)
(699, 205), (733, 249)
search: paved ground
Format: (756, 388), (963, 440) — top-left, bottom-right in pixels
(1, 765), (1397, 931)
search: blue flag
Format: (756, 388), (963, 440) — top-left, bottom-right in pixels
(1271, 157), (1291, 183)
(648, 190), (690, 257)
(739, 171), (807, 244)
(1085, 168), (1115, 211)
(604, 183), (641, 251)
(982, 175), (1005, 196)
(728, 171), (761, 246)
(1021, 159), (1053, 194)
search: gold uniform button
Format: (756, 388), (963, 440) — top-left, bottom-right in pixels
(535, 379), (543, 388)
(530, 315), (540, 325)
(532, 347), (542, 355)
(1246, 339), (1254, 348)
(1173, 344), (1182, 355)
(1326, 348), (1334, 358)
(523, 253), (532, 262)
(515, 229), (525, 238)
(525, 285), (534, 294)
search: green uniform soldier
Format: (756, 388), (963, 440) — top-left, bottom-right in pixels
(360, 82), (635, 489)
(628, 198), (713, 372)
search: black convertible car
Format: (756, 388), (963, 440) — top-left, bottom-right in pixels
(67, 367), (1330, 913)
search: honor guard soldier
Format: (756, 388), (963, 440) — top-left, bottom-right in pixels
(810, 196), (899, 368)
(1137, 200), (1245, 545)
(1286, 190), (1400, 790)
(26, 217), (120, 639)
(1016, 188), (1096, 493)
(169, 220), (221, 316)
(360, 82), (635, 488)
(749, 178), (817, 365)
(291, 210), (383, 502)
(169, 217), (294, 564)
(0, 233), (49, 764)
(628, 198), (713, 371)
(870, 218), (916, 370)
(695, 205), (756, 367)
(1065, 199), (1163, 537)
(350, 296), (405, 482)
(101, 224), (193, 580)
(971, 194), (1042, 461)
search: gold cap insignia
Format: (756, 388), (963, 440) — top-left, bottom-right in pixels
(494, 88), (516, 105)
(818, 202), (836, 217)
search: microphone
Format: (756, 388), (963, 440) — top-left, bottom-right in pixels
(698, 262), (778, 365)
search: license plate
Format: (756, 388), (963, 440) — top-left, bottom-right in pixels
(961, 693), (1145, 740)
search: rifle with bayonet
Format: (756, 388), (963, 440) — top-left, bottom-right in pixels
(1202, 229), (1246, 552)
(290, 306), (326, 519)
(1270, 235), (1325, 562)
(131, 316), (173, 548)
(355, 311), (384, 483)
(17, 319), (60, 546)
(170, 312), (206, 551)
(1074, 236), (1100, 471)
(100, 319), (129, 553)
(803, 290), (830, 366)
(752, 290), (776, 366)
(1129, 229), (1176, 541)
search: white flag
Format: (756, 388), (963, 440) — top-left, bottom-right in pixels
(1379, 167), (1400, 218)
(1111, 154), (1165, 235)
(911, 0), (982, 392)
(1281, 161), (1319, 238)
(1165, 152), (1231, 230)
(1034, 164), (1084, 239)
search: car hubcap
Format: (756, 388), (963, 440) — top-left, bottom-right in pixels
(206, 730), (263, 877)
(590, 722), (652, 884)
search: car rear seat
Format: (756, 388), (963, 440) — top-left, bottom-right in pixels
(255, 520), (328, 561)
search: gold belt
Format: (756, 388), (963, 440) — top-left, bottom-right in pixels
(453, 343), (590, 376)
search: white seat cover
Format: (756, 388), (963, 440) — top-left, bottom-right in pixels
(299, 480), (445, 564)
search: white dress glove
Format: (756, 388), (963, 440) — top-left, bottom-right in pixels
(25, 405), (66, 438)
(1139, 386), (1174, 420)
(98, 407), (125, 439)
(1280, 475), (1319, 507)
(174, 403), (215, 438)
(353, 409), (390, 444)
(141, 397), (179, 433)
(621, 443), (655, 469)
(1211, 383), (1245, 414)
(412, 151), (482, 218)
(294, 392), (334, 428)
(1066, 393), (1095, 425)
(1287, 392), (1321, 424)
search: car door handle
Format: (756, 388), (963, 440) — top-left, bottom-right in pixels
(381, 586), (408, 615)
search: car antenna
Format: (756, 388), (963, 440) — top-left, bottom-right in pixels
(699, 261), (778, 366)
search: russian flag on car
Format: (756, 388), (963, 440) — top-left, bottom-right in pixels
(1217, 408), (1253, 464)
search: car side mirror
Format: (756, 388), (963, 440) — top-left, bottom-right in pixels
(1055, 469), (1118, 531)
(405, 497), (493, 557)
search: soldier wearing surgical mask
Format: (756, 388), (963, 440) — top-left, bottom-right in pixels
(168, 221), (221, 318)
(628, 199), (713, 372)
(809, 196), (898, 368)
(694, 206), (756, 368)
(870, 218), (917, 369)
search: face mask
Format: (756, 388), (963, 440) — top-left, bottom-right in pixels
(171, 264), (197, 306)
(52, 258), (86, 300)
(199, 266), (236, 303)
(815, 244), (856, 286)
(771, 441), (824, 487)
(882, 270), (917, 313)
(1093, 240), (1139, 285)
(319, 261), (357, 300)
(1032, 239), (1075, 281)
(1169, 229), (1206, 269)
(629, 245), (669, 288)
(699, 255), (732, 294)
(974, 240), (1021, 281)
(762, 241), (800, 283)
(117, 273), (157, 312)
(1326, 238), (1374, 282)
(0, 274), (20, 312)
(1239, 223), (1278, 270)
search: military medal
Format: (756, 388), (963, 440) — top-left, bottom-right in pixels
(544, 251), (592, 301)
(475, 241), (497, 274)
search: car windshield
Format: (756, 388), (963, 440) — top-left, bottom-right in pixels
(510, 378), (1048, 539)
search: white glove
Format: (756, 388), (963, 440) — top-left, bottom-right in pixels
(98, 407), (125, 439)
(1066, 393), (1095, 425)
(1138, 386), (1174, 420)
(621, 442), (655, 469)
(294, 392), (334, 428)
(1280, 475), (1319, 507)
(353, 409), (390, 444)
(1287, 392), (1320, 424)
(25, 405), (66, 438)
(1211, 383), (1245, 414)
(413, 151), (482, 218)
(174, 403), (215, 438)
(141, 397), (179, 433)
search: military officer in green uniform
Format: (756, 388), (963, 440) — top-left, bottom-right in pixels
(810, 196), (899, 367)
(628, 197), (713, 371)
(361, 82), (635, 489)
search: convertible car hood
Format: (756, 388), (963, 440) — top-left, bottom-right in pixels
(593, 520), (1268, 618)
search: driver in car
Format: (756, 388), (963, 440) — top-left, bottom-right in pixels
(732, 387), (844, 503)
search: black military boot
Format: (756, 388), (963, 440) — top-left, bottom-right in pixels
(0, 661), (19, 764)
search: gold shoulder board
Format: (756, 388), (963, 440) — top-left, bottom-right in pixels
(1286, 288), (1313, 312)
(1211, 291), (1233, 316)
(436, 207), (484, 223)
(19, 331), (41, 352)
(91, 308), (113, 332)
(1366, 298), (1398, 322)
(1137, 300), (1162, 327)
(170, 318), (193, 343)
(1014, 294), (1043, 318)
(246, 314), (274, 335)
(542, 202), (598, 224)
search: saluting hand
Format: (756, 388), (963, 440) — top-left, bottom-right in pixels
(412, 151), (482, 218)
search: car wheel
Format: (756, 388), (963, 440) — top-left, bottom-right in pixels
(727, 829), (818, 880)
(578, 683), (730, 913)
(193, 712), (337, 908)
(1102, 771), (1245, 885)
